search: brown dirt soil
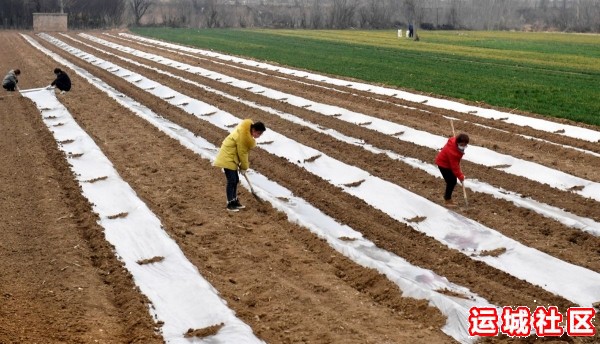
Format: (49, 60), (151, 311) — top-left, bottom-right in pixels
(1, 30), (598, 343)
(0, 33), (162, 344)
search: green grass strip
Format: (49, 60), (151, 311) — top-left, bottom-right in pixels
(131, 28), (600, 126)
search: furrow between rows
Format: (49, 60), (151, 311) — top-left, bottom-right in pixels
(36, 33), (600, 309)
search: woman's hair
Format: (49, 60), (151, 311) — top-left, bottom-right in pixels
(251, 121), (266, 132)
(54, 68), (62, 74)
(14, 69), (20, 75)
(456, 133), (470, 144)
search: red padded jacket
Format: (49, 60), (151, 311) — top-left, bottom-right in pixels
(435, 136), (465, 181)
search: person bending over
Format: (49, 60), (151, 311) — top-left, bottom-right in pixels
(214, 119), (266, 212)
(49, 68), (71, 94)
(435, 133), (469, 207)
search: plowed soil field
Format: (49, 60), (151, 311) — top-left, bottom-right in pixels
(1, 30), (598, 343)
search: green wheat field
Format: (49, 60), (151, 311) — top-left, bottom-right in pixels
(131, 28), (600, 126)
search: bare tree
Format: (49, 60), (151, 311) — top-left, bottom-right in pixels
(99, 0), (125, 27)
(1, 0), (31, 28)
(131, 0), (153, 26)
(557, 0), (570, 30)
(579, 0), (600, 31)
(188, 0), (203, 27)
(484, 0), (512, 30)
(359, 0), (390, 29)
(310, 0), (324, 28)
(203, 0), (220, 28)
(447, 0), (461, 29)
(401, 0), (424, 28)
(236, 4), (257, 28)
(158, 0), (190, 27)
(27, 0), (61, 12)
(59, 0), (125, 29)
(329, 0), (358, 29)
(5, 0), (587, 32)
(403, 0), (416, 24)
(294, 0), (309, 28)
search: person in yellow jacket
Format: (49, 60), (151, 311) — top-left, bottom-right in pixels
(214, 119), (266, 211)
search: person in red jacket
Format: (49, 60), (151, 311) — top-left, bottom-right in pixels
(435, 133), (469, 207)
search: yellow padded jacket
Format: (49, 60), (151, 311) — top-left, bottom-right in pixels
(213, 119), (257, 171)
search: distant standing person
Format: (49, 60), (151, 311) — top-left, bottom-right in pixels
(49, 68), (71, 94)
(2, 69), (20, 91)
(435, 133), (469, 207)
(214, 119), (266, 212)
(408, 23), (414, 38)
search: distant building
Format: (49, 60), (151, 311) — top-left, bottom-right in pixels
(33, 13), (68, 31)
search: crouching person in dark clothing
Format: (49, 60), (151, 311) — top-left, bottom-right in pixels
(50, 68), (71, 94)
(2, 69), (20, 91)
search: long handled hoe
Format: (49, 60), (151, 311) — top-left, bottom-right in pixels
(461, 181), (469, 208)
(450, 119), (469, 209)
(241, 170), (263, 203)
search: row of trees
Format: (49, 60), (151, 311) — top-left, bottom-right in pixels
(1, 0), (599, 32)
(0, 0), (151, 29)
(149, 0), (600, 32)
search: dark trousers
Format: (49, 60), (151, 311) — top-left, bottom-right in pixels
(3, 82), (16, 91)
(438, 166), (457, 200)
(224, 168), (239, 203)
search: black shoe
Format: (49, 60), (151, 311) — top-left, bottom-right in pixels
(233, 199), (246, 209)
(226, 202), (239, 212)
